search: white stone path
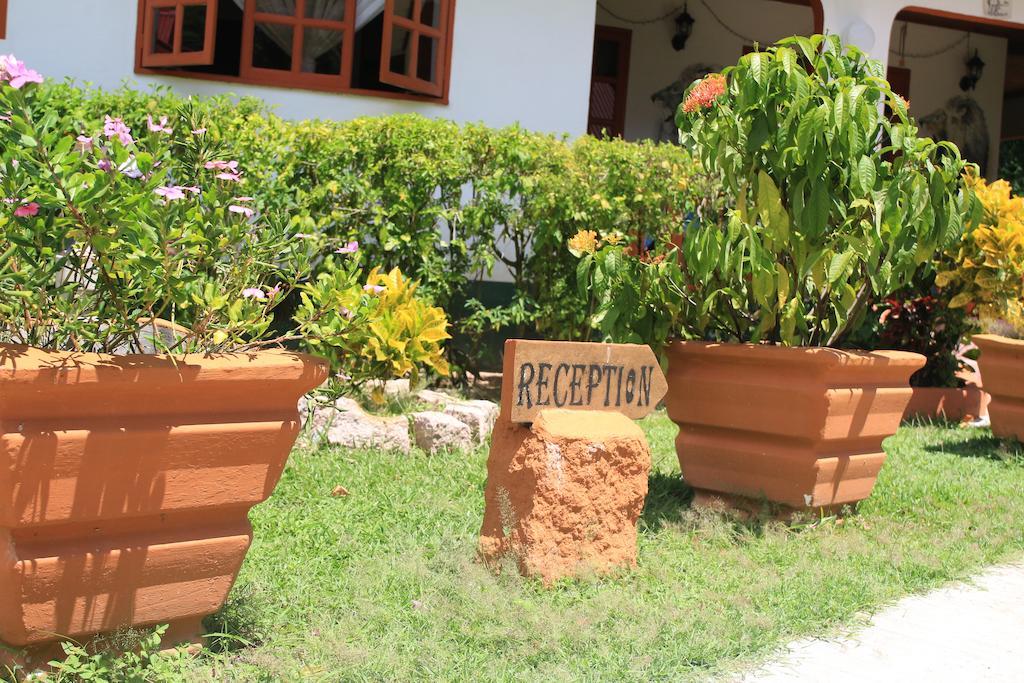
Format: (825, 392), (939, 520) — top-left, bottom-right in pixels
(740, 562), (1024, 683)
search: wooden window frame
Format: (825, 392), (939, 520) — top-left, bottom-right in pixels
(141, 0), (219, 67)
(240, 0), (354, 91)
(134, 0), (456, 104)
(379, 0), (451, 98)
(0, 0), (9, 40)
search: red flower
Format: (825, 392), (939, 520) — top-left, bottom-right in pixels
(683, 74), (727, 113)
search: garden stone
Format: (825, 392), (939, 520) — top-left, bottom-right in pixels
(415, 389), (454, 408)
(444, 400), (498, 444)
(368, 378), (412, 397)
(478, 409), (650, 585)
(412, 411), (473, 453)
(325, 397), (411, 453)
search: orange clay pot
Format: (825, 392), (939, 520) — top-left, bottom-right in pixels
(903, 385), (990, 422)
(665, 342), (924, 510)
(973, 334), (1024, 441)
(0, 345), (327, 667)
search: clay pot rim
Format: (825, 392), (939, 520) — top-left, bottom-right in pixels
(0, 343), (329, 384)
(666, 340), (924, 367)
(973, 334), (1024, 350)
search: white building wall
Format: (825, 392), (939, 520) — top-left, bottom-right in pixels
(1, 0), (597, 136)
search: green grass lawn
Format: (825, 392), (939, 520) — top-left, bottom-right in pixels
(183, 414), (1024, 682)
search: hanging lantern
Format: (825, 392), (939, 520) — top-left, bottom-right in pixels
(672, 4), (695, 51)
(960, 49), (986, 91)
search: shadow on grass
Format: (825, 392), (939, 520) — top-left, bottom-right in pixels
(924, 433), (1024, 464)
(640, 471), (694, 531)
(202, 585), (266, 654)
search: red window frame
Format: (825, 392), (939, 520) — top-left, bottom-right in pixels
(134, 0), (456, 103)
(379, 0), (452, 98)
(0, 0), (7, 40)
(140, 0), (219, 67)
(240, 0), (355, 91)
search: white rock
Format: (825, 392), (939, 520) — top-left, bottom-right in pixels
(412, 411), (473, 454)
(416, 389), (454, 408)
(323, 397), (411, 453)
(443, 401), (498, 444)
(368, 378), (412, 397)
(465, 399), (499, 427)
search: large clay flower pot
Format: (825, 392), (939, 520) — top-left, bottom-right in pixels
(0, 345), (327, 667)
(665, 342), (924, 510)
(973, 334), (1024, 441)
(903, 385), (989, 422)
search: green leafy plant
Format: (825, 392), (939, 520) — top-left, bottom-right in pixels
(577, 34), (969, 350)
(0, 58), (434, 388)
(937, 173), (1024, 336)
(46, 625), (191, 682)
(23, 80), (711, 374)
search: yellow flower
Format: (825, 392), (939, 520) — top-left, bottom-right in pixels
(604, 233), (623, 246)
(568, 229), (599, 255)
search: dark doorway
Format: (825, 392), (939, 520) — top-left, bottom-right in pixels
(588, 25), (632, 138)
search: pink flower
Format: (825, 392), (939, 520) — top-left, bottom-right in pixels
(147, 114), (173, 134)
(232, 196), (254, 202)
(204, 160), (238, 171)
(0, 112), (11, 122)
(154, 185), (187, 201)
(191, 127), (207, 135)
(215, 172), (241, 182)
(229, 204), (255, 217)
(103, 116), (134, 146)
(241, 287), (266, 300)
(340, 306), (354, 320)
(97, 158), (113, 172)
(335, 240), (359, 254)
(76, 135), (93, 152)
(269, 285), (282, 298)
(182, 186), (201, 194)
(363, 284), (385, 294)
(0, 55), (43, 89)
(13, 202), (39, 217)
(336, 371), (351, 382)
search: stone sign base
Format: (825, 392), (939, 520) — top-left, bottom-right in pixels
(478, 409), (651, 584)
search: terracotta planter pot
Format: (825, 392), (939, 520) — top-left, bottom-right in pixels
(974, 334), (1024, 441)
(902, 385), (990, 422)
(665, 342), (924, 510)
(0, 345), (327, 666)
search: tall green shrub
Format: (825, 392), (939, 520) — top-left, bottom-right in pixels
(30, 81), (707, 374)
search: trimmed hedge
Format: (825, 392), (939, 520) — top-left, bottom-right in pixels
(36, 82), (709, 376)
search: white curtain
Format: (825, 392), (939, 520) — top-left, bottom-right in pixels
(235, 0), (385, 70)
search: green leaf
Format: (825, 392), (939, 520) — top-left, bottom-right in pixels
(856, 156), (876, 195)
(827, 249), (856, 285)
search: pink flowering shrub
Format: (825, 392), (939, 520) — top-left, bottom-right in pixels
(0, 55), (438, 378)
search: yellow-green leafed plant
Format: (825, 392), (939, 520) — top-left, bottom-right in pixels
(937, 173), (1024, 334)
(360, 266), (451, 384)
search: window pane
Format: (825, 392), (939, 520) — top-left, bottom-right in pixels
(302, 28), (343, 74)
(388, 25), (412, 76)
(305, 0), (345, 21)
(256, 0), (296, 15)
(151, 7), (176, 54)
(419, 0), (439, 27)
(253, 22), (294, 70)
(594, 39), (618, 78)
(181, 4), (208, 53)
(393, 0), (414, 19)
(416, 34), (437, 82)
